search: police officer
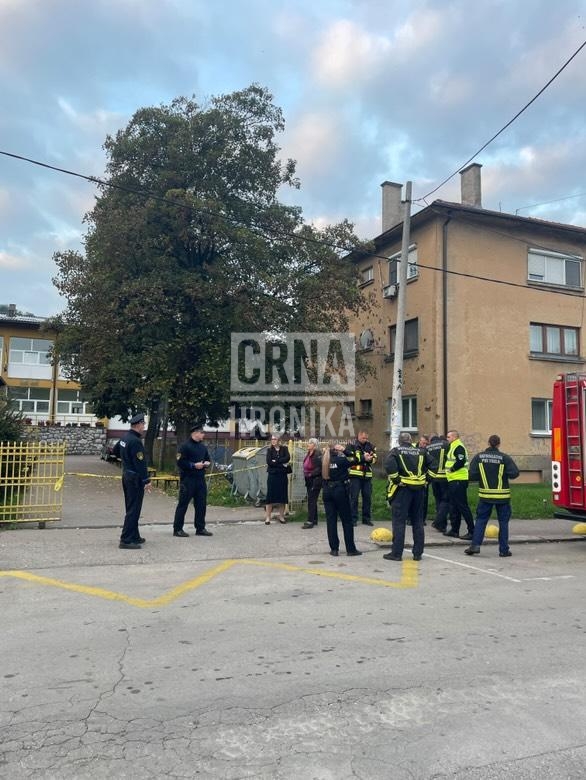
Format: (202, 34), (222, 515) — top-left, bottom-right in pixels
(383, 432), (430, 562)
(116, 413), (152, 550)
(173, 424), (213, 538)
(322, 444), (362, 557)
(344, 430), (378, 527)
(465, 434), (519, 557)
(444, 429), (475, 539)
(427, 434), (450, 532)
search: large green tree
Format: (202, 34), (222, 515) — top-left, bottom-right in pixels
(52, 85), (365, 453)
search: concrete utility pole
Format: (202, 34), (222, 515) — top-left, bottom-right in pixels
(389, 181), (412, 449)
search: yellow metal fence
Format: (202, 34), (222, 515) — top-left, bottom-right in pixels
(0, 441), (66, 525)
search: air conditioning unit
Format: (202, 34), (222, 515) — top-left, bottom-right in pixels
(383, 283), (397, 299)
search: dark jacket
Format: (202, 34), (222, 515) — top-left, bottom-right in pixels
(323, 450), (351, 483)
(384, 444), (430, 492)
(266, 445), (290, 474)
(426, 437), (449, 481)
(469, 447), (519, 503)
(303, 450), (323, 480)
(116, 430), (150, 484)
(176, 438), (211, 479)
(344, 438), (378, 478)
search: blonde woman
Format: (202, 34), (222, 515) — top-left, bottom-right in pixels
(321, 444), (361, 556)
(265, 435), (290, 524)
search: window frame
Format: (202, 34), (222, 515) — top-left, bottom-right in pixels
(388, 318), (419, 359)
(9, 337), (53, 366)
(529, 322), (579, 359)
(531, 398), (552, 435)
(527, 248), (582, 289)
(360, 266), (374, 286)
(388, 244), (418, 286)
(358, 398), (373, 419)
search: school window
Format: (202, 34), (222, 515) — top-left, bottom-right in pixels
(531, 398), (552, 434)
(57, 389), (93, 415)
(360, 266), (374, 285)
(389, 245), (418, 285)
(530, 323), (579, 358)
(527, 249), (582, 288)
(344, 401), (355, 417)
(359, 399), (373, 418)
(9, 337), (53, 365)
(9, 386), (51, 413)
(389, 318), (419, 358)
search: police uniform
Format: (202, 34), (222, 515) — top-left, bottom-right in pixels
(445, 436), (475, 537)
(344, 436), (378, 526)
(468, 444), (520, 555)
(173, 426), (212, 535)
(427, 435), (450, 532)
(322, 450), (361, 556)
(384, 443), (430, 560)
(117, 413), (150, 546)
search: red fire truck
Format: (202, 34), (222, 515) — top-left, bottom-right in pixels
(551, 372), (586, 519)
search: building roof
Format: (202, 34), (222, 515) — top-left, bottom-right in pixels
(353, 198), (586, 262)
(0, 313), (47, 326)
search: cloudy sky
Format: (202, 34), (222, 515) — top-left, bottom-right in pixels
(1, 0), (585, 316)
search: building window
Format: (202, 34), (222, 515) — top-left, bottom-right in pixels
(360, 266), (374, 285)
(57, 389), (93, 415)
(9, 337), (53, 365)
(528, 249), (582, 288)
(344, 401), (355, 417)
(9, 386), (51, 414)
(359, 399), (373, 418)
(531, 398), (552, 434)
(386, 396), (417, 431)
(389, 245), (418, 285)
(358, 329), (375, 350)
(389, 318), (419, 358)
(530, 323), (579, 358)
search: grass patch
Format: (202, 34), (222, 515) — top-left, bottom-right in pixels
(286, 478), (555, 524)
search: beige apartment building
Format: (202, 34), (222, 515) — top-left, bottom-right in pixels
(350, 164), (586, 479)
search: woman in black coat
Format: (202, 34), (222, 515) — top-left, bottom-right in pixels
(265, 435), (290, 524)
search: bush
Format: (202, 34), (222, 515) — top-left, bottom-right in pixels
(0, 396), (24, 442)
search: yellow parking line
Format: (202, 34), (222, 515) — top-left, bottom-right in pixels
(0, 558), (418, 608)
(240, 559), (419, 589)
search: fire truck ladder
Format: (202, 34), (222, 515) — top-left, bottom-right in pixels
(564, 375), (586, 507)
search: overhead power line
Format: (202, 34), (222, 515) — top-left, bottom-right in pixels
(1, 149), (585, 300)
(414, 38), (586, 203)
(515, 190), (586, 214)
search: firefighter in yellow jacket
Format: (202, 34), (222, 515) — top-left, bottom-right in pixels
(344, 430), (377, 526)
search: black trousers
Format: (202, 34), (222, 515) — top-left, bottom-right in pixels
(349, 477), (373, 524)
(391, 487), (425, 558)
(120, 472), (144, 544)
(305, 476), (322, 525)
(323, 481), (357, 553)
(447, 480), (474, 534)
(431, 480), (449, 530)
(174, 478), (208, 532)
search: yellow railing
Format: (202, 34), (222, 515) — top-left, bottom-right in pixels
(0, 441), (66, 525)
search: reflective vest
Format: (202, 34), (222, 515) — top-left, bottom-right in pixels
(346, 441), (377, 478)
(385, 445), (426, 499)
(478, 462), (510, 501)
(445, 439), (469, 482)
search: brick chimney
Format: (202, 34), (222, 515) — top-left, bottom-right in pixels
(381, 181), (403, 232)
(460, 163), (482, 208)
(8, 303), (16, 317)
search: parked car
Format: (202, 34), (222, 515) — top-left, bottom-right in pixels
(100, 439), (120, 462)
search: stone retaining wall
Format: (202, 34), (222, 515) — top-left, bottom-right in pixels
(23, 425), (107, 455)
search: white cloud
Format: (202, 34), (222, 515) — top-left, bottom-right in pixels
(0, 250), (30, 269)
(284, 111), (341, 175)
(312, 19), (391, 87)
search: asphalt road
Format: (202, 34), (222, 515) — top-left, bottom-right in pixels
(1, 455), (585, 778)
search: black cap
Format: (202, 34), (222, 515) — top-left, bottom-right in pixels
(130, 413), (145, 425)
(190, 423), (204, 433)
